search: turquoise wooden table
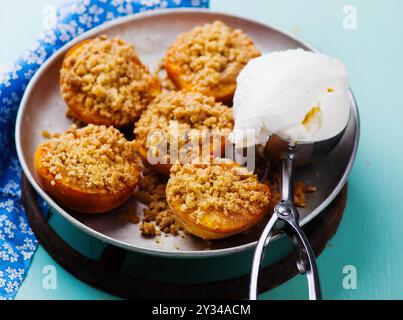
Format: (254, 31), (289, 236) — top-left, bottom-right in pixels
(2, 0), (402, 300)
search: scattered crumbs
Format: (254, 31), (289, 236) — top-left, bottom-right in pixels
(265, 177), (316, 209)
(155, 239), (160, 244)
(174, 244), (180, 250)
(41, 130), (61, 139)
(133, 166), (183, 238)
(326, 242), (334, 248)
(294, 181), (317, 207)
(41, 130), (52, 139)
(255, 156), (316, 209)
(132, 190), (153, 205)
(140, 221), (156, 237)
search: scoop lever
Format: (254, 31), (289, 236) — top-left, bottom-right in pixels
(249, 149), (322, 300)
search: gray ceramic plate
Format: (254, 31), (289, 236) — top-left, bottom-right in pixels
(15, 9), (359, 258)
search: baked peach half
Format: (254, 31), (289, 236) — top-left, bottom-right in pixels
(166, 158), (270, 239)
(134, 91), (233, 176)
(34, 124), (142, 214)
(60, 35), (161, 127)
(165, 21), (260, 104)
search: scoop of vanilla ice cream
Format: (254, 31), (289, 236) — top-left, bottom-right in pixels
(230, 49), (350, 146)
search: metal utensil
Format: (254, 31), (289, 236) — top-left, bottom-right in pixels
(249, 126), (347, 300)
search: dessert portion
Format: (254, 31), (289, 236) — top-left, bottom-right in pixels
(134, 90), (234, 175)
(60, 35), (161, 127)
(166, 158), (270, 239)
(165, 21), (260, 104)
(34, 23), (328, 244)
(34, 124), (142, 213)
(230, 49), (350, 146)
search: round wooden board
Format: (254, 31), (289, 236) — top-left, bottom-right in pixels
(21, 174), (347, 299)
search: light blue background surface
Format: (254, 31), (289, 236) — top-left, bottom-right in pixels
(1, 0), (402, 299)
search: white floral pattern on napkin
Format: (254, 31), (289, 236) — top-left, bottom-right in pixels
(0, 0), (209, 300)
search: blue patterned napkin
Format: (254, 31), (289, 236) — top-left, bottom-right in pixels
(0, 0), (209, 300)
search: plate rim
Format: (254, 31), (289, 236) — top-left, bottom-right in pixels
(15, 8), (360, 258)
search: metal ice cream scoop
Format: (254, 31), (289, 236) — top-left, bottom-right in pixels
(249, 127), (347, 300)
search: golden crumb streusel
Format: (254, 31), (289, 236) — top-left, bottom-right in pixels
(133, 167), (182, 237)
(134, 90), (234, 164)
(167, 158), (270, 223)
(60, 35), (161, 126)
(166, 21), (260, 92)
(38, 124), (140, 193)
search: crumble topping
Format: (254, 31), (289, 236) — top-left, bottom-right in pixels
(60, 35), (160, 126)
(166, 21), (260, 91)
(38, 124), (140, 193)
(167, 158), (270, 223)
(134, 90), (234, 164)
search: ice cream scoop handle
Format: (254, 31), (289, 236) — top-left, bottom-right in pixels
(249, 153), (321, 300)
(249, 213), (279, 300)
(281, 154), (295, 202)
(279, 153), (321, 299)
(285, 214), (322, 300)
